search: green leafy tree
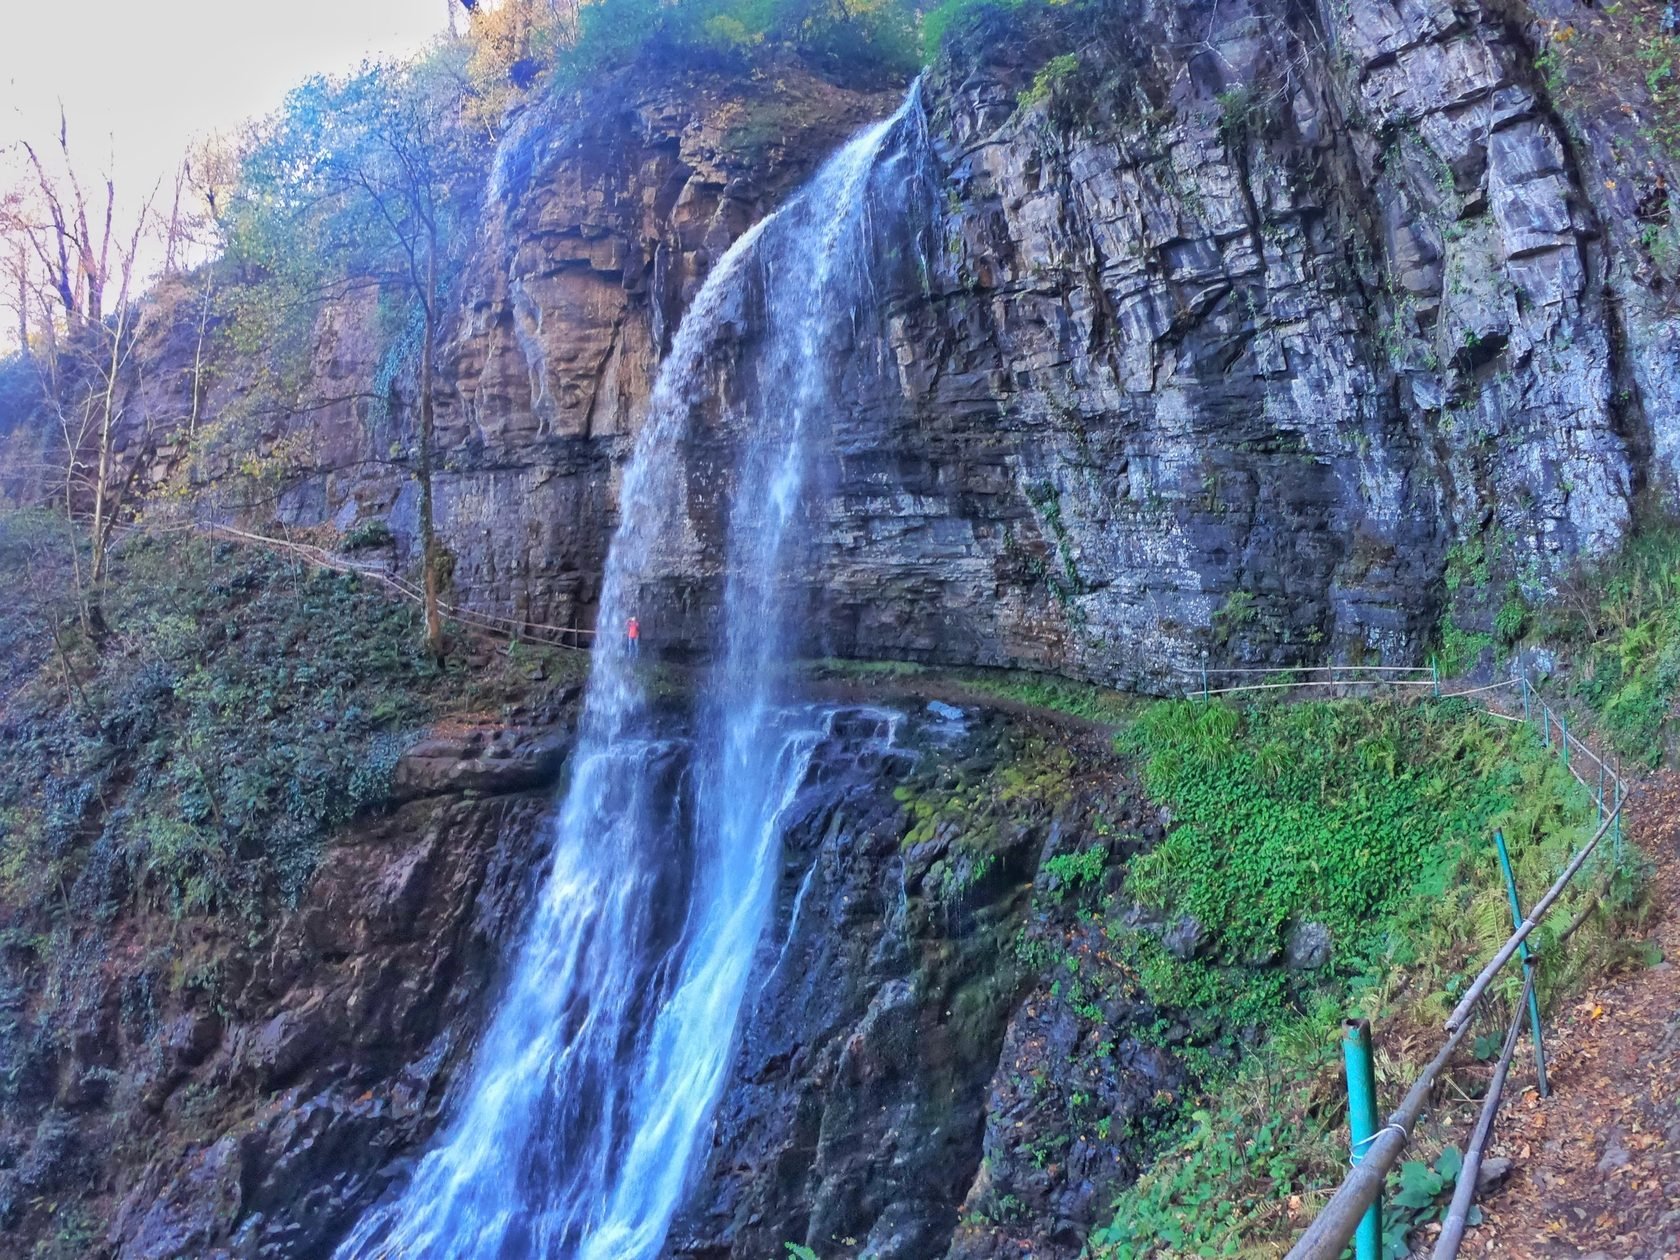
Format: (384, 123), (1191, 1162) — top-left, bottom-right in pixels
(222, 50), (484, 663)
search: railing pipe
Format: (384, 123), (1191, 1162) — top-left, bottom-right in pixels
(1204, 680), (1437, 697)
(1446, 805), (1620, 1033)
(1341, 1020), (1382, 1260)
(1492, 829), (1549, 1097)
(1284, 1015), (1477, 1260)
(1202, 666), (1432, 675)
(1614, 759), (1624, 862)
(1431, 967), (1536, 1260)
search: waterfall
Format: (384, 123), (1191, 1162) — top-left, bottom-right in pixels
(335, 82), (929, 1260)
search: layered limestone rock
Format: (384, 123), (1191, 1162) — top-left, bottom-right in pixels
(803, 0), (1663, 682)
(99, 1), (1679, 684)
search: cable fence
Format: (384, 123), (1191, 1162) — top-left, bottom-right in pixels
(111, 517), (599, 651)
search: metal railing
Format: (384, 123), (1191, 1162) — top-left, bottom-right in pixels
(1180, 665), (1632, 1260)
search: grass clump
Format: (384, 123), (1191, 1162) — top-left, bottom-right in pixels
(1542, 524), (1680, 767)
(1120, 699), (1565, 996)
(948, 668), (1139, 726)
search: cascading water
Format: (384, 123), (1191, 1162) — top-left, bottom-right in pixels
(335, 83), (930, 1260)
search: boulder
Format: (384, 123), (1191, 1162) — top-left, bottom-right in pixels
(1285, 922), (1334, 970)
(1163, 915), (1211, 962)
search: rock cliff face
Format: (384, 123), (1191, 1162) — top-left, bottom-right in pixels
(665, 700), (1181, 1260)
(109, 0), (1678, 687)
(0, 714), (571, 1259)
(709, 0), (1679, 684)
(12, 5), (1680, 1254)
(0, 679), (1183, 1260)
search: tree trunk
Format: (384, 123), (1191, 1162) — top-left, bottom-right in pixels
(418, 245), (446, 665)
(84, 299), (131, 640)
(11, 244), (26, 353)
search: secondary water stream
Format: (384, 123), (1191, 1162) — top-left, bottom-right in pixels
(336, 83), (929, 1260)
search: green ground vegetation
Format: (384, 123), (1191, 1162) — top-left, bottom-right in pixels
(805, 663), (1644, 1255)
(553, 0), (922, 85)
(0, 526), (582, 925)
(1539, 524), (1680, 767)
(1089, 696), (1645, 1258)
(1433, 521), (1680, 768)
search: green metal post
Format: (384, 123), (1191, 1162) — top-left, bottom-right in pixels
(1342, 1019), (1382, 1260)
(1201, 650), (1209, 704)
(1493, 830), (1549, 1097)
(1561, 715), (1570, 771)
(1597, 758), (1606, 822)
(1431, 657), (1440, 698)
(1521, 675), (1530, 723)
(1541, 706), (1551, 749)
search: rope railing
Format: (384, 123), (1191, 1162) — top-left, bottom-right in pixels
(1202, 665), (1435, 676)
(112, 518), (599, 651)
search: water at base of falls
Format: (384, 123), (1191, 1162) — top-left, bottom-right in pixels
(334, 83), (930, 1260)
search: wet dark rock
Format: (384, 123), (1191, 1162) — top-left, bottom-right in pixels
(1285, 921), (1334, 971)
(1162, 914), (1212, 962)
(670, 709), (1186, 1260)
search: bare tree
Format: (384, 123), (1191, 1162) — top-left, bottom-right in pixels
(16, 110), (118, 329)
(4, 119), (159, 636)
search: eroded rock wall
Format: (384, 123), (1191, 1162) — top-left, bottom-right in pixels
(102, 2), (1680, 683)
(799, 0), (1674, 682)
(0, 717), (571, 1260)
(668, 703), (1184, 1260)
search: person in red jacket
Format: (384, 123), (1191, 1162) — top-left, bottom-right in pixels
(626, 615), (641, 658)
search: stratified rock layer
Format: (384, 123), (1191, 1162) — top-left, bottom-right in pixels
(111, 0), (1678, 687)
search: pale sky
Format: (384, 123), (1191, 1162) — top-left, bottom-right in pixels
(2, 0), (450, 333)
(3, 0), (449, 181)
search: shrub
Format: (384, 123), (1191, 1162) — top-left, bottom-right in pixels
(1018, 52), (1078, 108)
(341, 518), (395, 551)
(1547, 523), (1680, 765)
(553, 0), (921, 91)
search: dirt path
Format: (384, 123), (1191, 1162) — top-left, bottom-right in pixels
(1470, 771), (1680, 1258)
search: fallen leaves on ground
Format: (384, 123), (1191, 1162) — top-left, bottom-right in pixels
(1471, 770), (1680, 1259)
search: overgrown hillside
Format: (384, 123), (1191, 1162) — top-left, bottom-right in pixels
(0, 524), (584, 1257)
